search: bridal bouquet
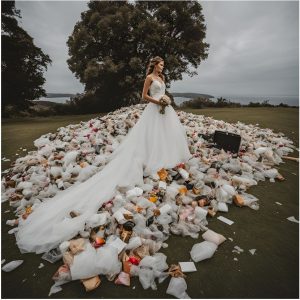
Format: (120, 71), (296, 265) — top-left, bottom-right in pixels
(158, 95), (171, 114)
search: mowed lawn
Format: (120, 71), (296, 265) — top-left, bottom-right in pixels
(1, 107), (299, 299)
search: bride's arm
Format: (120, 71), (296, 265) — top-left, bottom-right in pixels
(141, 76), (160, 105)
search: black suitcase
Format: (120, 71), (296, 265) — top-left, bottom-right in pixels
(213, 130), (241, 153)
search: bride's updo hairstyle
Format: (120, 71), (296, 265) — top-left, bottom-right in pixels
(146, 56), (165, 82)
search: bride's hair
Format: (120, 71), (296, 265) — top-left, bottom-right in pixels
(146, 56), (165, 82)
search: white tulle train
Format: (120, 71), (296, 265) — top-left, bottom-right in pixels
(15, 80), (193, 254)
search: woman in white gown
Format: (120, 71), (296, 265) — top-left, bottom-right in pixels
(15, 56), (193, 254)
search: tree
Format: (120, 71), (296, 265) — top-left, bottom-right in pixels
(1, 1), (52, 114)
(67, 0), (209, 112)
(217, 97), (229, 107)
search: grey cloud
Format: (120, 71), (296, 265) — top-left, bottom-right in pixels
(15, 1), (298, 97)
(171, 1), (299, 97)
(16, 0), (88, 93)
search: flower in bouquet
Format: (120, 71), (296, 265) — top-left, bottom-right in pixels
(159, 95), (171, 114)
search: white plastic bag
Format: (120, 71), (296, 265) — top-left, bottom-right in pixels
(194, 206), (208, 221)
(2, 260), (23, 272)
(166, 277), (190, 299)
(217, 202), (228, 212)
(190, 241), (218, 262)
(125, 236), (142, 250)
(202, 229), (226, 245)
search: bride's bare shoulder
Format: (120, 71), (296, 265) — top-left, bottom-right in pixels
(144, 75), (153, 84)
(146, 74), (153, 81)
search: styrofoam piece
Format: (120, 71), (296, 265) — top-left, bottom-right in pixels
(179, 262), (197, 272)
(217, 216), (234, 225)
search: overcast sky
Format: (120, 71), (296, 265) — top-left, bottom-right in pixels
(15, 0), (299, 97)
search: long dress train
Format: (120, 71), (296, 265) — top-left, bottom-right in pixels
(15, 79), (193, 254)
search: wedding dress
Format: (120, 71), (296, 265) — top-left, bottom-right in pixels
(15, 79), (193, 254)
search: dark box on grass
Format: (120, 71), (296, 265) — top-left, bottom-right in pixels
(213, 130), (241, 153)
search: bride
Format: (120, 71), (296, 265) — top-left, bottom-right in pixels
(15, 56), (193, 254)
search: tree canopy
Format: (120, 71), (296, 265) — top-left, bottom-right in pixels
(67, 0), (209, 112)
(1, 0), (52, 114)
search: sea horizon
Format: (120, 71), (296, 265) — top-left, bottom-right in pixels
(35, 94), (299, 107)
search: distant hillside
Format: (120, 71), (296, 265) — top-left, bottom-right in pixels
(46, 93), (75, 98)
(171, 92), (214, 99)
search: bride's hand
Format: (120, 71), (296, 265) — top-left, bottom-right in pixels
(158, 97), (168, 106)
(160, 95), (171, 105)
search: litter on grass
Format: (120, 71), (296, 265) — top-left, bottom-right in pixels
(249, 249), (256, 255)
(179, 262), (197, 273)
(217, 216), (234, 225)
(1, 103), (295, 296)
(287, 216), (299, 223)
(2, 260), (24, 272)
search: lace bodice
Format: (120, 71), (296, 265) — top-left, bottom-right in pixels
(149, 79), (166, 100)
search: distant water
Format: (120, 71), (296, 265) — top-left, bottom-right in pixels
(174, 95), (299, 107)
(35, 97), (70, 104)
(36, 95), (299, 107)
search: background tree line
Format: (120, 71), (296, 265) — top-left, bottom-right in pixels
(180, 97), (297, 109)
(1, 0), (52, 117)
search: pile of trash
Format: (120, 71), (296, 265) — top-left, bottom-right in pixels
(1, 103), (296, 297)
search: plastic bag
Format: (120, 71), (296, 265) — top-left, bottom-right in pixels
(69, 238), (86, 255)
(126, 187), (143, 199)
(53, 264), (72, 282)
(152, 253), (168, 272)
(202, 229), (226, 246)
(194, 206), (208, 221)
(48, 283), (63, 296)
(70, 243), (98, 280)
(138, 266), (156, 290)
(125, 236), (142, 250)
(114, 271), (130, 286)
(166, 277), (190, 299)
(217, 202), (228, 212)
(170, 221), (199, 239)
(2, 260), (23, 272)
(190, 241), (218, 262)
(96, 244), (122, 275)
(85, 212), (109, 228)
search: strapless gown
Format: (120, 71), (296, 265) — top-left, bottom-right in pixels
(15, 79), (193, 254)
